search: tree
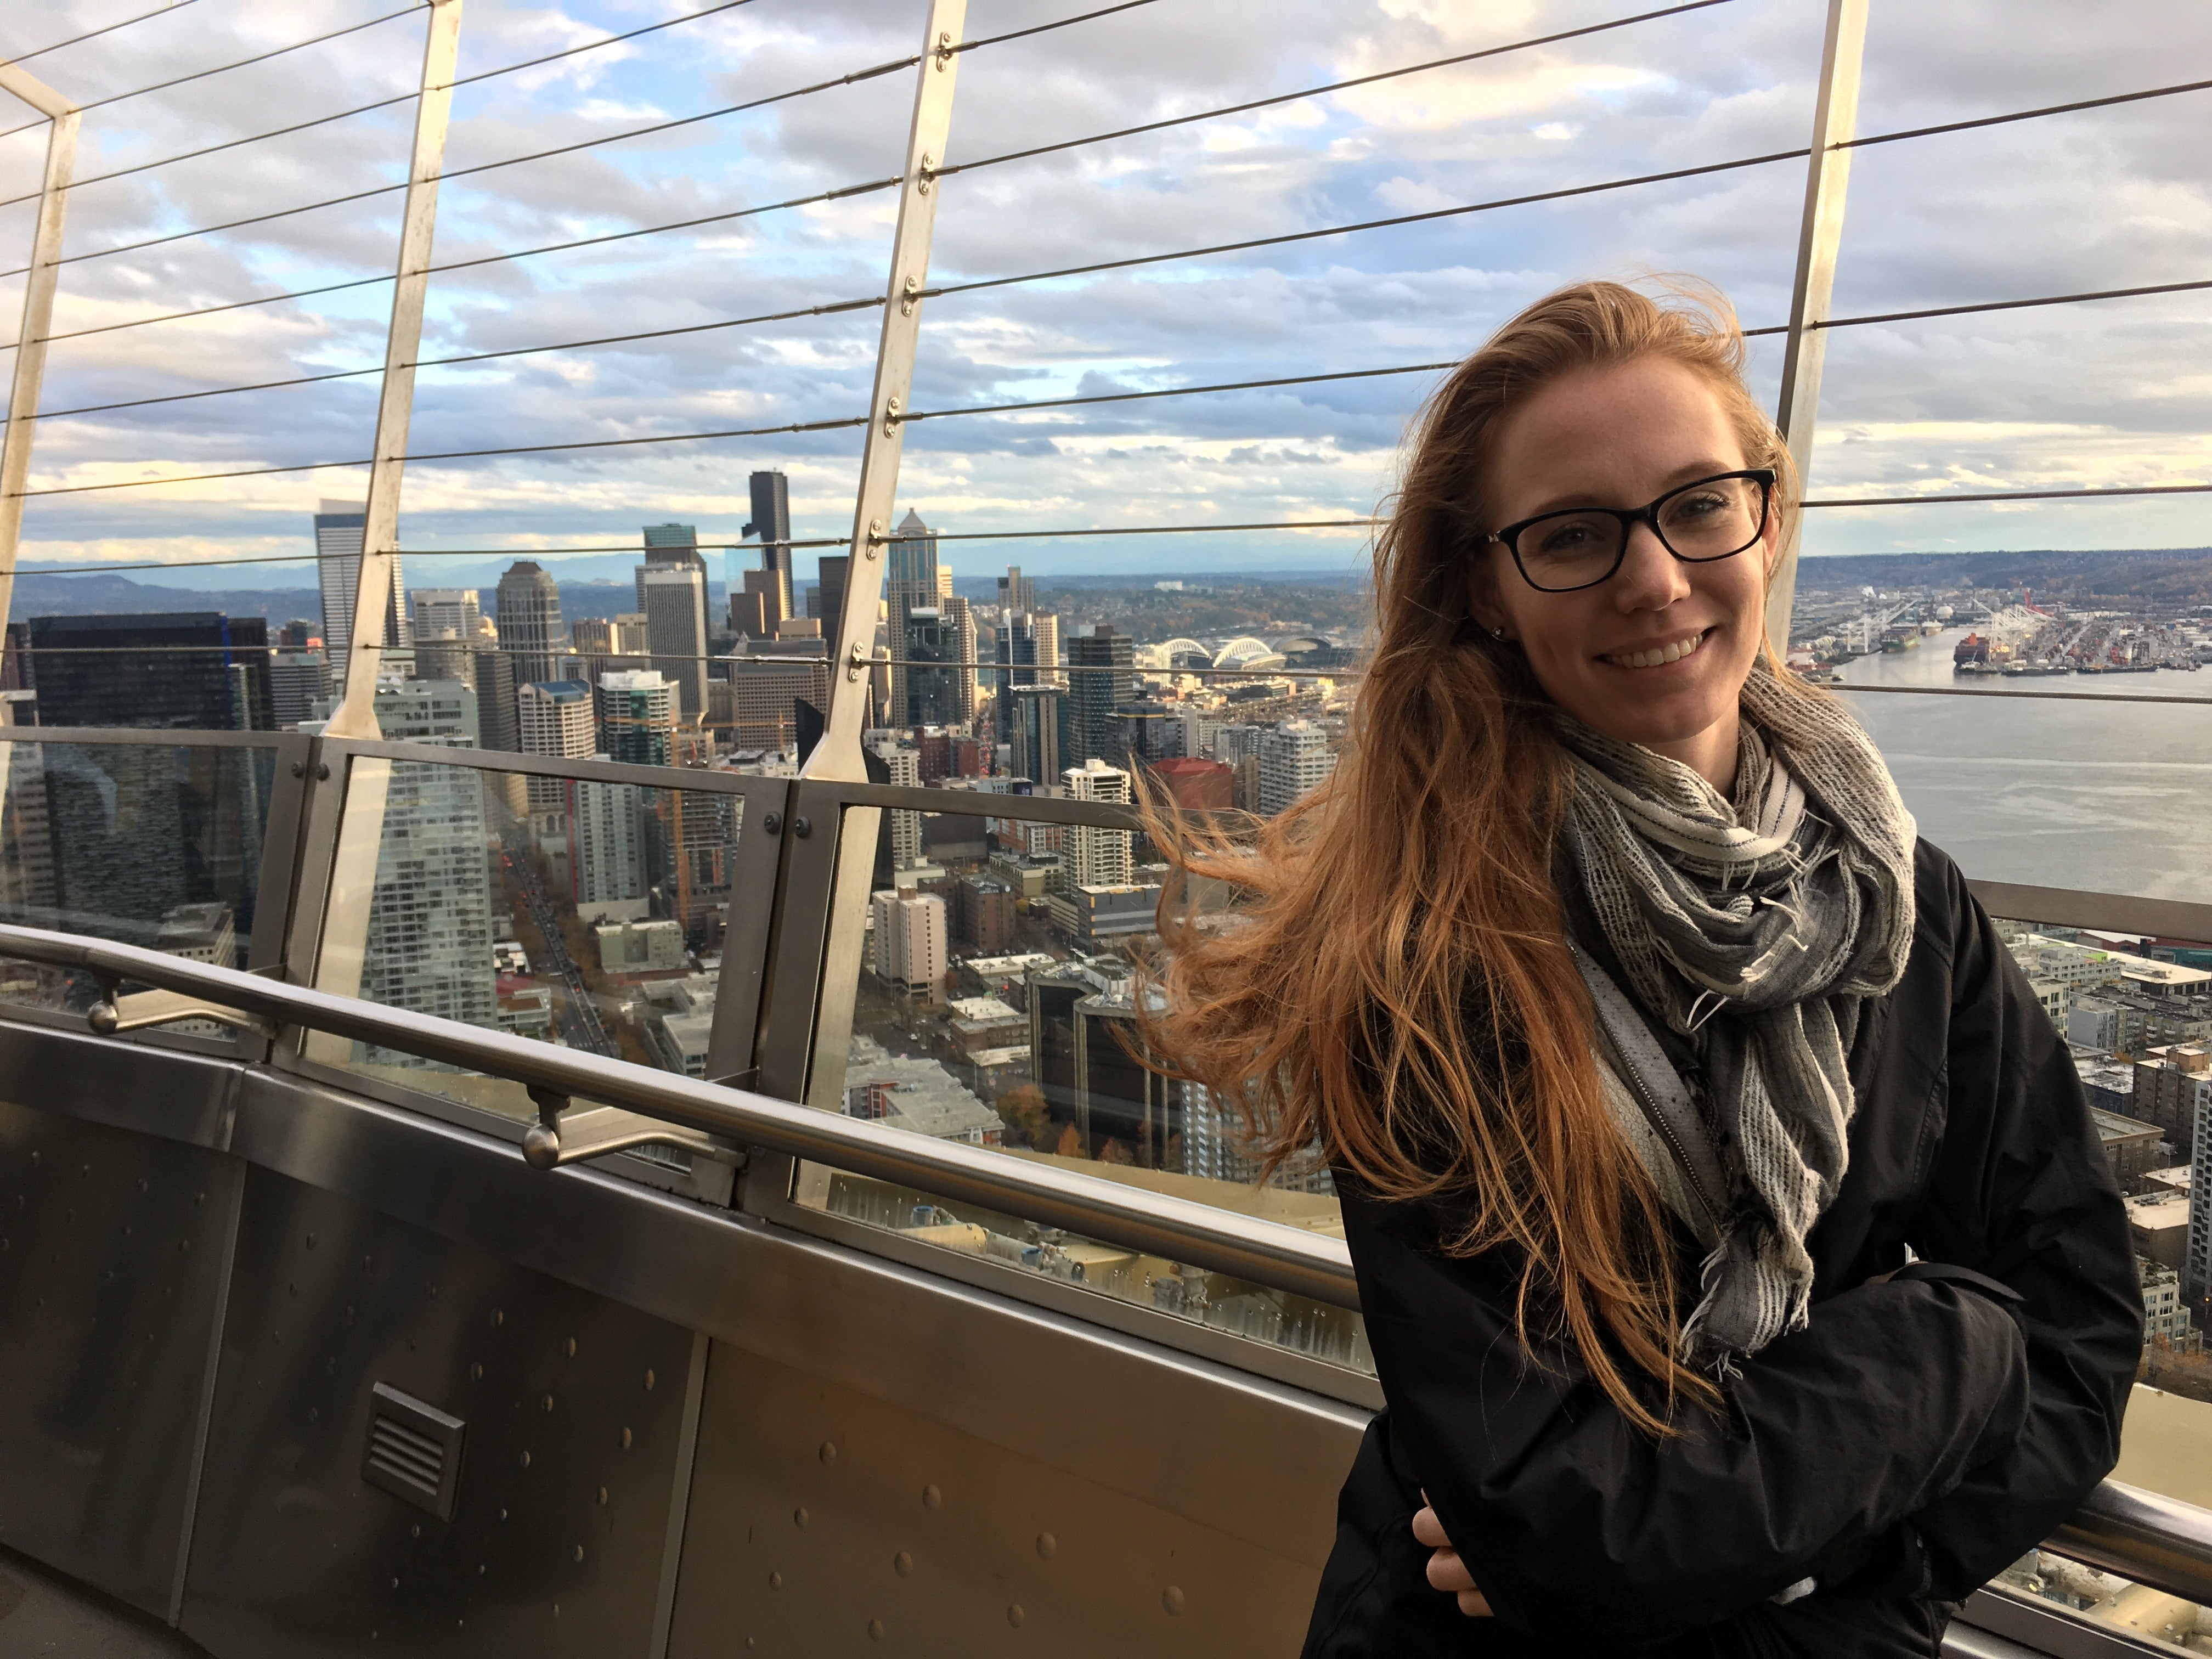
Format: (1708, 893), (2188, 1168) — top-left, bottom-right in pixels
(996, 1084), (1052, 1150)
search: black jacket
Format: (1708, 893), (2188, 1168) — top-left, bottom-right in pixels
(1302, 840), (2142, 1658)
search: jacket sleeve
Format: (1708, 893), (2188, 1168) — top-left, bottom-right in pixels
(1348, 1189), (2032, 1643)
(1880, 854), (2142, 1599)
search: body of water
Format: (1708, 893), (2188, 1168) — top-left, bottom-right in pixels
(1830, 629), (2212, 905)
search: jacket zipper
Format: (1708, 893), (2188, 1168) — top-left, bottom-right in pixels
(1611, 1035), (1727, 1235)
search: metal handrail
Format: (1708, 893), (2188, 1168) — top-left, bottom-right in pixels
(2051, 1479), (2212, 1606)
(0, 922), (1358, 1311)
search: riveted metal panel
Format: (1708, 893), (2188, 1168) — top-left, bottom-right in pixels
(668, 1342), (1320, 1658)
(0, 1100), (242, 1618)
(180, 1168), (695, 1659)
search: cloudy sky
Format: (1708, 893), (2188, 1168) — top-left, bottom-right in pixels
(0, 0), (2207, 593)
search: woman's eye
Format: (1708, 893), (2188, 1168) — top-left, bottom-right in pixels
(1535, 520), (1602, 554)
(1671, 491), (1727, 519)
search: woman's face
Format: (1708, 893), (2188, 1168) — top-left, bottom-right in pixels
(1467, 354), (1780, 788)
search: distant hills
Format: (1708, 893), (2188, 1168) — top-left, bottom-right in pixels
(1798, 546), (2212, 606)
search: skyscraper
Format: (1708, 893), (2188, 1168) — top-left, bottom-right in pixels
(815, 554), (850, 658)
(1064, 624), (1133, 765)
(942, 595), (979, 724)
(316, 500), (404, 696)
(596, 670), (676, 767)
(638, 524), (709, 608)
(470, 649), (520, 753)
(412, 588), (481, 642)
(994, 612), (1042, 741)
(901, 607), (957, 727)
(885, 508), (942, 726)
(517, 680), (596, 810)
(641, 565), (709, 715)
(28, 613), (271, 731)
(997, 565), (1036, 617)
(567, 772), (648, 923)
(1006, 683), (1064, 786)
(742, 472), (792, 618)
(496, 562), (565, 686)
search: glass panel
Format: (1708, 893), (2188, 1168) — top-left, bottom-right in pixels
(0, 737), (280, 1023)
(1982, 910), (2212, 1523)
(795, 793), (1371, 1377)
(309, 752), (746, 1137)
(1833, 647), (2211, 900)
(1987, 1562), (2212, 1653)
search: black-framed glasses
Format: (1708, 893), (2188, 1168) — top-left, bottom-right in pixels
(1480, 469), (1777, 593)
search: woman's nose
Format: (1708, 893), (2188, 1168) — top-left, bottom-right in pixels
(1612, 520), (1691, 610)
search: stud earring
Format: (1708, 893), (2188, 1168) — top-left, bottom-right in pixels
(1490, 626), (1508, 641)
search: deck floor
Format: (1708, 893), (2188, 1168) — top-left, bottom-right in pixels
(0, 1548), (209, 1659)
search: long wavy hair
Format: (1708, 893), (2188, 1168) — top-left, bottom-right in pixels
(1137, 280), (1800, 1432)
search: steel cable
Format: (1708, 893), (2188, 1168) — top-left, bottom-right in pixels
(0, 0), (763, 211)
(0, 0), (1158, 279)
(933, 0), (1735, 184)
(0, 4), (426, 143)
(1, 0), (197, 67)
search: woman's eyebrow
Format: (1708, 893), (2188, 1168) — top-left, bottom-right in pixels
(1514, 461), (1743, 518)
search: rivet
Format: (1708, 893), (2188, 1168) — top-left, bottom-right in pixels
(290, 761), (305, 778)
(1007, 1604), (1025, 1628)
(921, 1484), (940, 1509)
(620, 1427), (634, 1450)
(644, 1368), (655, 1391)
(316, 762), (330, 781)
(1163, 1586), (1186, 1616)
(597, 1487), (609, 1506)
(519, 1451), (531, 1469)
(492, 1308), (503, 1327)
(893, 1551), (913, 1577)
(566, 1338), (577, 1357)
(499, 1509), (509, 1522)
(793, 1506), (808, 1529)
(794, 816), (812, 838)
(411, 1525), (420, 1538)
(819, 1441), (838, 1466)
(768, 1571), (783, 1591)
(389, 1577), (399, 1590)
(867, 1618), (885, 1640)
(1035, 1531), (1056, 1560)
(573, 1545), (584, 1564)
(542, 1393), (554, 1413)
(470, 1362), (483, 1381)
(478, 1564), (487, 1576)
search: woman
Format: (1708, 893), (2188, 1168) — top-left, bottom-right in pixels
(1142, 281), (2140, 1656)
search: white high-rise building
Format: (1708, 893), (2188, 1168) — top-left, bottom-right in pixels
(1258, 720), (1336, 817)
(317, 499), (405, 697)
(871, 887), (947, 1000)
(413, 588), (482, 642)
(868, 738), (924, 868)
(517, 680), (596, 811)
(567, 769), (648, 924)
(1064, 758), (1132, 888)
(354, 685), (494, 1063)
(496, 562), (566, 686)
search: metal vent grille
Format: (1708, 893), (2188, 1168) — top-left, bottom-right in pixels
(362, 1382), (465, 1521)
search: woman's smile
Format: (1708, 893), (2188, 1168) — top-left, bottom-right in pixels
(1601, 627), (1712, 672)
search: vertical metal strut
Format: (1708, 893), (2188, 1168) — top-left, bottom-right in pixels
(806, 0), (969, 782)
(0, 60), (79, 720)
(1764, 0), (1869, 656)
(325, 0), (464, 738)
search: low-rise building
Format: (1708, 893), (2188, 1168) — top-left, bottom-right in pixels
(2129, 1190), (2191, 1272)
(1043, 882), (1160, 948)
(2142, 1257), (2193, 1350)
(844, 1035), (1002, 1145)
(947, 995), (1028, 1057)
(595, 916), (686, 975)
(2094, 1108), (2168, 1195)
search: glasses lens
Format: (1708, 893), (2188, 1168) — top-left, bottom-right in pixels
(1514, 511), (1624, 590)
(1656, 476), (1764, 561)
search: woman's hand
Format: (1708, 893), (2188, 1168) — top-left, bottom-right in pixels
(1414, 1493), (1494, 1617)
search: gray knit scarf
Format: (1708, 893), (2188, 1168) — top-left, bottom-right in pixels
(1554, 661), (1917, 1363)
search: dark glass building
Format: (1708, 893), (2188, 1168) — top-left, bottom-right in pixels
(1063, 624), (1133, 767)
(27, 612), (272, 731)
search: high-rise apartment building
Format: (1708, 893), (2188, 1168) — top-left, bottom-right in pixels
(640, 566), (709, 716)
(352, 682), (495, 1061)
(724, 653), (832, 751)
(870, 886), (947, 1001)
(413, 588), (481, 642)
(1258, 720), (1337, 816)
(517, 680), (596, 810)
(316, 500), (404, 696)
(1063, 759), (1133, 888)
(1064, 625), (1133, 765)
(901, 607), (957, 727)
(941, 595), (978, 724)
(470, 649), (520, 754)
(867, 739), (924, 869)
(567, 770), (649, 924)
(994, 612), (1044, 741)
(742, 472), (793, 618)
(597, 670), (676, 767)
(269, 652), (331, 727)
(495, 562), (565, 686)
(28, 613), (272, 731)
(1006, 684), (1063, 785)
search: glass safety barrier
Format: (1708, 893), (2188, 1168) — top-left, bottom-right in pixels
(0, 733), (282, 1032)
(789, 786), (1374, 1379)
(305, 745), (765, 1159)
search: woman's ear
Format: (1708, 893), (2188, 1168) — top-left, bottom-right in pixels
(1465, 557), (1513, 641)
